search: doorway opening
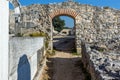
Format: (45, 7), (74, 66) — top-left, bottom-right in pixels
(52, 15), (76, 53)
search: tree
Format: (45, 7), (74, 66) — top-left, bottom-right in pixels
(52, 16), (65, 32)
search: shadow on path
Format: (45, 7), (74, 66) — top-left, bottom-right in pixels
(53, 36), (76, 53)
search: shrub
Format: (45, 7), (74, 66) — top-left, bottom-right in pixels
(103, 6), (110, 9)
(29, 32), (47, 37)
(16, 33), (23, 37)
(45, 40), (49, 48)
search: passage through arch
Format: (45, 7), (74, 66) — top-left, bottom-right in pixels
(49, 9), (78, 52)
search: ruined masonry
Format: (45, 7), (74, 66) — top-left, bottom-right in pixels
(9, 1), (120, 80)
(10, 1), (120, 53)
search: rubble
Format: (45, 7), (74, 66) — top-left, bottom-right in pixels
(82, 38), (120, 80)
(9, 1), (120, 79)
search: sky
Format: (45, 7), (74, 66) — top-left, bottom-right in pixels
(9, 0), (120, 28)
(60, 16), (74, 28)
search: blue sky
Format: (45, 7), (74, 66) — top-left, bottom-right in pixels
(9, 0), (120, 28)
(60, 16), (74, 28)
(10, 0), (120, 9)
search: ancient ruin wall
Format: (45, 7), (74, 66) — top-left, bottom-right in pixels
(10, 1), (120, 53)
(81, 41), (120, 80)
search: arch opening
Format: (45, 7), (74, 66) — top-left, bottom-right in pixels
(52, 15), (76, 53)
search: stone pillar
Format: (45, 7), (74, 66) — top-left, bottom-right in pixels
(0, 0), (9, 80)
(50, 17), (53, 52)
(75, 17), (82, 54)
(14, 6), (21, 35)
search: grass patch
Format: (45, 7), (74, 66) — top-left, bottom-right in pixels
(29, 31), (50, 49)
(45, 40), (49, 49)
(16, 33), (23, 37)
(29, 32), (47, 37)
(45, 50), (56, 57)
(72, 52), (80, 56)
(71, 48), (81, 56)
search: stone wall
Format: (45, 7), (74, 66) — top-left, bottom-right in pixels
(9, 37), (45, 80)
(20, 4), (51, 35)
(9, 10), (15, 33)
(9, 1), (120, 53)
(81, 40), (120, 80)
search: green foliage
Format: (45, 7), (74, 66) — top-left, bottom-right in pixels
(52, 49), (56, 55)
(29, 32), (47, 37)
(103, 6), (110, 9)
(72, 52), (79, 55)
(45, 40), (49, 49)
(71, 48), (79, 56)
(45, 49), (56, 57)
(98, 47), (106, 52)
(72, 48), (77, 52)
(29, 32), (49, 49)
(16, 33), (23, 37)
(52, 16), (65, 32)
(63, 27), (71, 29)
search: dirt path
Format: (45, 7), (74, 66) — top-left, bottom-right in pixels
(41, 51), (87, 80)
(40, 36), (89, 80)
(53, 36), (75, 51)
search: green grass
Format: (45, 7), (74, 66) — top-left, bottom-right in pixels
(72, 52), (79, 55)
(71, 48), (81, 56)
(16, 33), (23, 37)
(45, 49), (56, 57)
(29, 32), (47, 37)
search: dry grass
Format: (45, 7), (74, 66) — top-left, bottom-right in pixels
(39, 62), (50, 80)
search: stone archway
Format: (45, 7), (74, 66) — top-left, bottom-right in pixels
(49, 9), (78, 19)
(49, 9), (79, 52)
